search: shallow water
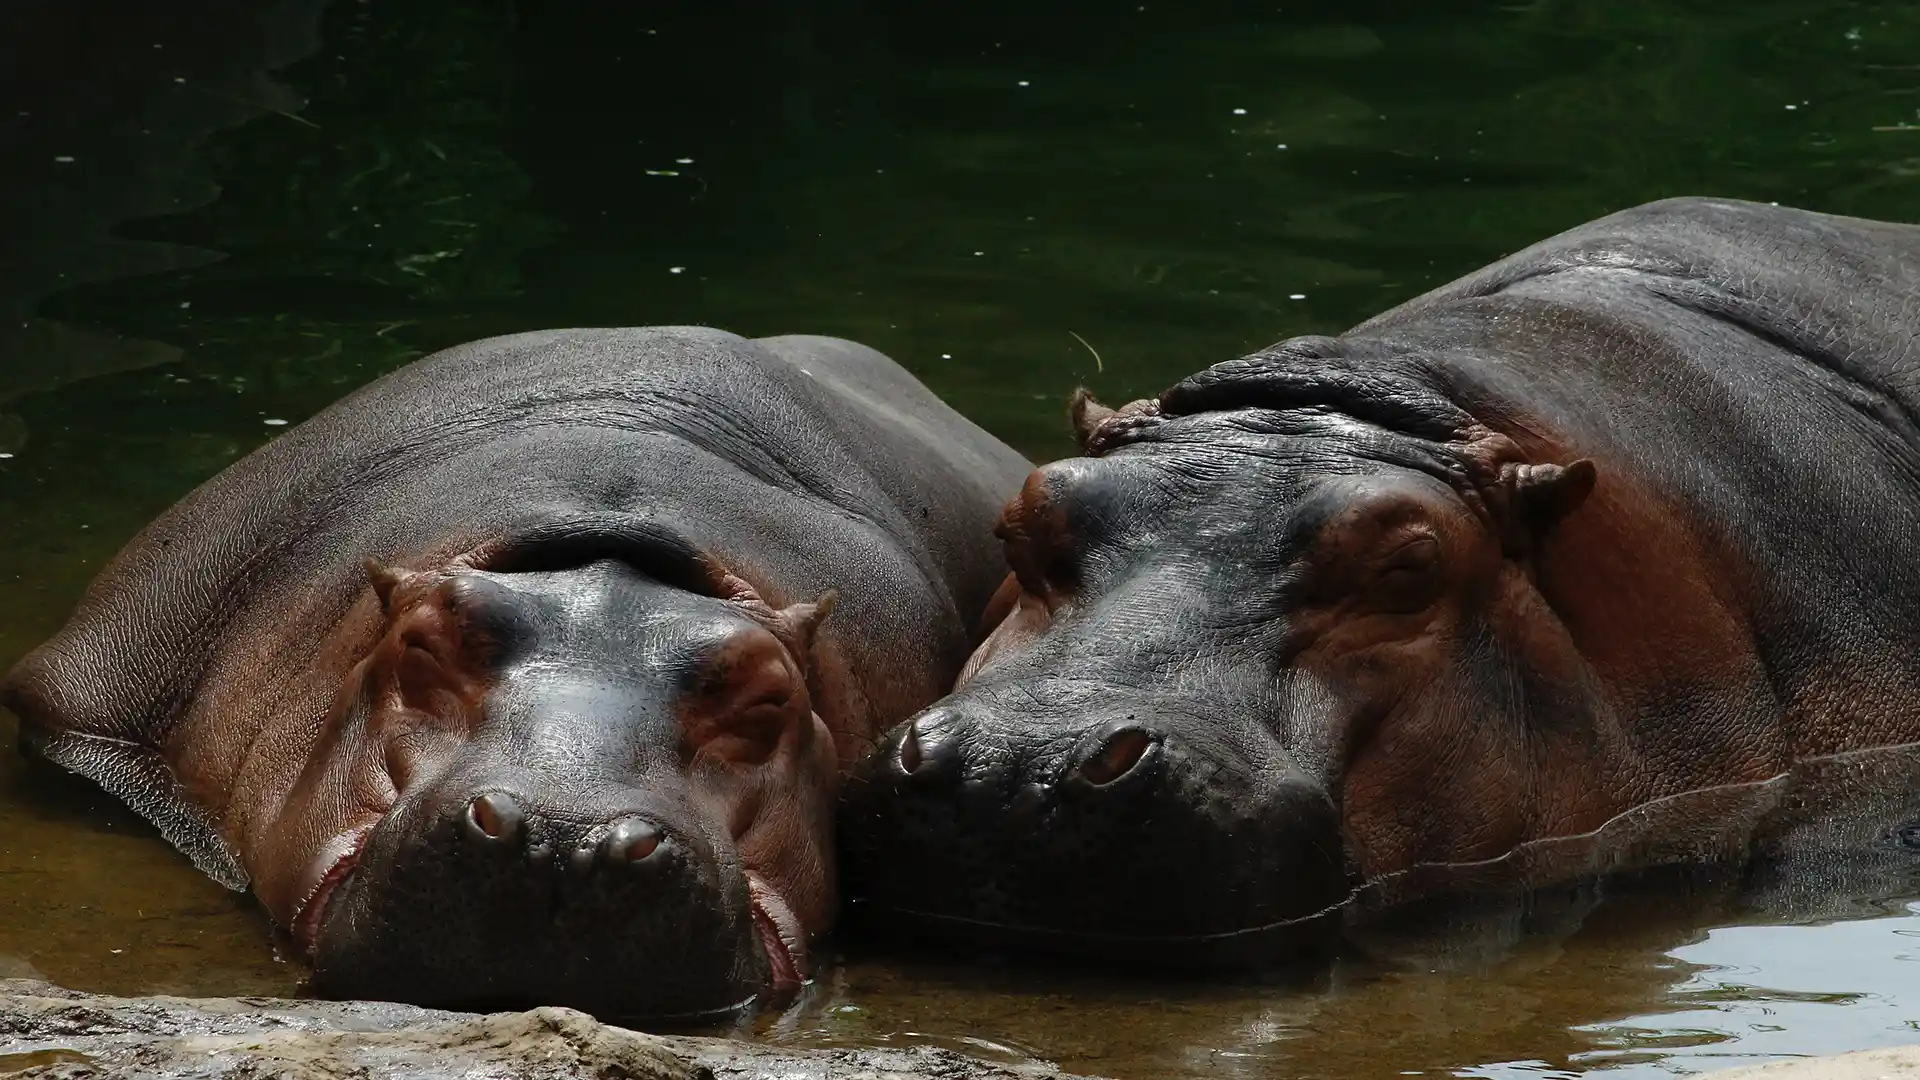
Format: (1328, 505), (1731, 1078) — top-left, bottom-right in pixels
(7, 0), (1920, 1075)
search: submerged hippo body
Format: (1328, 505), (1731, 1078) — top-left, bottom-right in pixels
(3, 327), (1028, 1016)
(843, 197), (1920, 957)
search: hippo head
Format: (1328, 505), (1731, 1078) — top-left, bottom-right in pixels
(842, 342), (1604, 960)
(254, 524), (837, 1018)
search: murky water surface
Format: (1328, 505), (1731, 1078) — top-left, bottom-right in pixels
(8, 1), (1920, 1075)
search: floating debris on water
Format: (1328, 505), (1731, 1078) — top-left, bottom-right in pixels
(1069, 330), (1103, 372)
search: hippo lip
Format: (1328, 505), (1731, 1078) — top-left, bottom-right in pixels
(744, 872), (807, 994)
(290, 825), (374, 957)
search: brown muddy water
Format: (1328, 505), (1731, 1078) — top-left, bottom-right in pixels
(9, 0), (1920, 1076)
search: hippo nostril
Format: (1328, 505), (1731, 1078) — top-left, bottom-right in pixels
(1076, 728), (1156, 787)
(894, 714), (964, 788)
(602, 818), (664, 865)
(898, 721), (924, 774)
(464, 792), (523, 844)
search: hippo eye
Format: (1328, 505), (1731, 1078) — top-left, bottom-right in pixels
(1368, 536), (1442, 613)
(731, 691), (795, 742)
(683, 631), (806, 766)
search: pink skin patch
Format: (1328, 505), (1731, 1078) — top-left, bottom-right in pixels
(290, 825), (373, 956)
(746, 872), (807, 994)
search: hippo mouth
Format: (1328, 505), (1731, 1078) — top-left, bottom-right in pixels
(745, 872), (807, 994)
(291, 825), (373, 956)
(291, 826), (804, 1000)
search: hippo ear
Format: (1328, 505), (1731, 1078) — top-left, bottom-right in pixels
(1070, 388), (1117, 451)
(363, 559), (424, 615)
(1507, 459), (1597, 529)
(777, 590), (838, 653)
(715, 569), (837, 652)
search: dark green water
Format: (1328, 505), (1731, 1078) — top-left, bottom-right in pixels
(8, 0), (1920, 1075)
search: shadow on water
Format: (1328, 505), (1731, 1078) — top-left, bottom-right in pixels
(10, 0), (1920, 1076)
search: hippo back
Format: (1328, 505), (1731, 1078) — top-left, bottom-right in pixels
(1362, 196), (1920, 430)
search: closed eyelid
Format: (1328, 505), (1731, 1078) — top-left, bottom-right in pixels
(1377, 533), (1441, 562)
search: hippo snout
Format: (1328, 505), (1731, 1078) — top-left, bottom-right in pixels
(893, 710), (1161, 793)
(308, 775), (767, 1020)
(842, 701), (1353, 964)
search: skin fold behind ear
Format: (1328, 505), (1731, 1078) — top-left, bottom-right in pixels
(1070, 389), (1162, 455)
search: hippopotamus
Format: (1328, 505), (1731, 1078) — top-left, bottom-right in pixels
(2, 327), (1029, 1017)
(840, 197), (1920, 959)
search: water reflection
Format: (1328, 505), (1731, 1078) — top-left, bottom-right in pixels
(0, 746), (294, 998)
(1580, 911), (1920, 1076)
(769, 746), (1920, 1078)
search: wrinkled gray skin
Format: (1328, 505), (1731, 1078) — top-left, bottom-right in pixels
(3, 327), (1028, 1018)
(843, 198), (1920, 961)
